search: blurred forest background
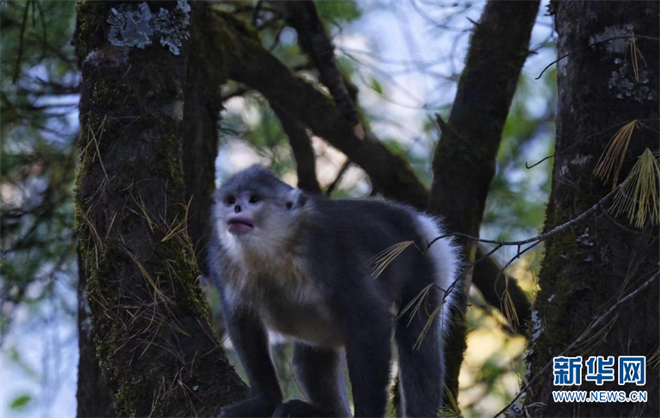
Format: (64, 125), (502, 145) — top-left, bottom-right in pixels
(2, 0), (655, 417)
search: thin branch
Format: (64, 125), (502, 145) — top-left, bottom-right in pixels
(12, 0), (31, 84)
(536, 34), (660, 80)
(285, 1), (362, 134)
(525, 154), (555, 169)
(426, 184), (622, 251)
(271, 103), (322, 195)
(325, 160), (351, 197)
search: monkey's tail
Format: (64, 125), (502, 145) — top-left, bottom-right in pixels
(414, 213), (460, 334)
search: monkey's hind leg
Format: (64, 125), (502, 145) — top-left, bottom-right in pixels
(395, 291), (445, 418)
(275, 343), (351, 417)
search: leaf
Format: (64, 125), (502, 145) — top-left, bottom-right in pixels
(370, 77), (384, 95)
(10, 394), (32, 410)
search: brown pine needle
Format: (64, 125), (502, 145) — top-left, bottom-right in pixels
(398, 283), (434, 326)
(501, 285), (519, 326)
(610, 148), (660, 228)
(370, 241), (414, 279)
(594, 120), (638, 187)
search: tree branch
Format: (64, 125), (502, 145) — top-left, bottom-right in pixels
(284, 1), (363, 136)
(209, 11), (429, 209)
(271, 103), (322, 194)
(426, 0), (541, 400)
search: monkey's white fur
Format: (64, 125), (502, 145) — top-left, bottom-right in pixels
(414, 213), (460, 333)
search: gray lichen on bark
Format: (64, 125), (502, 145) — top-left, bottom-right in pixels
(107, 0), (190, 55)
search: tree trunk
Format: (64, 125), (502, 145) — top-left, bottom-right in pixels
(74, 2), (246, 415)
(427, 0), (539, 400)
(524, 2), (659, 416)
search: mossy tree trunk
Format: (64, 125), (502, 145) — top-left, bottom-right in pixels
(75, 2), (246, 416)
(523, 2), (659, 416)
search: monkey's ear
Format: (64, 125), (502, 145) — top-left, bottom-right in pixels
(286, 189), (307, 210)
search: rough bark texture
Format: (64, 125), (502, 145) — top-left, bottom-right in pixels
(524, 2), (659, 416)
(427, 0), (540, 400)
(76, 249), (116, 418)
(75, 2), (246, 416)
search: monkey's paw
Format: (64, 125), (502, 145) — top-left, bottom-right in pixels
(218, 396), (281, 417)
(272, 400), (333, 417)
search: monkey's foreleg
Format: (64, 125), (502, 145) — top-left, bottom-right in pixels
(218, 305), (282, 417)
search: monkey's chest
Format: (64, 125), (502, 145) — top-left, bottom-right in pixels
(258, 295), (340, 348)
(228, 256), (341, 347)
(240, 279), (339, 347)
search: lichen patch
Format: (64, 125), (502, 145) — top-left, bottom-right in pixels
(107, 1), (190, 55)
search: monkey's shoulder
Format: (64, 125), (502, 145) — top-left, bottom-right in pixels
(306, 197), (421, 236)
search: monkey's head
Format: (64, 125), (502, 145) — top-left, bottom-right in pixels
(213, 165), (308, 252)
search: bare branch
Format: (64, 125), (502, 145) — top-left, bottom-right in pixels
(271, 103), (322, 194)
(285, 1), (362, 136)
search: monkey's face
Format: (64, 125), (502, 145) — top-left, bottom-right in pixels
(214, 185), (305, 247)
(213, 166), (307, 256)
(219, 190), (265, 236)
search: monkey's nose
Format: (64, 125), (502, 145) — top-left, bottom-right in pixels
(234, 205), (242, 213)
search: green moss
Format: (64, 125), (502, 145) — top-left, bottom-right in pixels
(75, 1), (111, 59)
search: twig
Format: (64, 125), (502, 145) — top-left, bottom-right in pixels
(426, 184), (622, 251)
(525, 154), (554, 169)
(536, 34), (660, 80)
(13, 0), (31, 84)
(494, 270), (660, 417)
(326, 160), (351, 196)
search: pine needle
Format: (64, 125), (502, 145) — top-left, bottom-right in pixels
(629, 36), (646, 82)
(610, 148), (660, 228)
(594, 120), (638, 187)
(438, 384), (462, 417)
(397, 283), (434, 325)
(370, 241), (414, 279)
(501, 283), (519, 326)
(414, 304), (441, 351)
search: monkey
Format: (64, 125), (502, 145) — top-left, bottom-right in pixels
(207, 165), (459, 418)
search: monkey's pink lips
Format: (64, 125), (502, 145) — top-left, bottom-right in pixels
(227, 217), (254, 234)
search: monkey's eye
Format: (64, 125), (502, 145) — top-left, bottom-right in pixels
(249, 196), (260, 204)
(225, 196), (236, 205)
(286, 202), (293, 210)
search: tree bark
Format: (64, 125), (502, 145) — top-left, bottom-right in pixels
(76, 249), (116, 418)
(523, 2), (659, 416)
(181, 2), (226, 277)
(427, 0), (540, 400)
(75, 2), (246, 415)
